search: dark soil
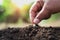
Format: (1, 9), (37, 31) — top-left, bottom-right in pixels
(0, 25), (60, 40)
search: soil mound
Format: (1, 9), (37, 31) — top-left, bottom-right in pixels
(0, 25), (60, 40)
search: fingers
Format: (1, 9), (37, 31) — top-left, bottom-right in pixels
(33, 3), (52, 24)
(29, 0), (44, 23)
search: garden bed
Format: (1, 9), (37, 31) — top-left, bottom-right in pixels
(0, 25), (60, 40)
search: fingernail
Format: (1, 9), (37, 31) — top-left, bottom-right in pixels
(33, 18), (40, 24)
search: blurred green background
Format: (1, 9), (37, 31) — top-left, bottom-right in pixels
(0, 0), (60, 29)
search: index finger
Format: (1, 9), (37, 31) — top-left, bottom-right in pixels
(29, 0), (44, 23)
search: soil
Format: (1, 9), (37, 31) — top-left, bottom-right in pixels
(0, 25), (60, 40)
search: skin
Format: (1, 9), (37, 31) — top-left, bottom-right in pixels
(29, 0), (60, 24)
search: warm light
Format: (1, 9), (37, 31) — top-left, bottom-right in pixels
(12, 0), (36, 8)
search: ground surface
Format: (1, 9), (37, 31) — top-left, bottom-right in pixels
(0, 25), (60, 40)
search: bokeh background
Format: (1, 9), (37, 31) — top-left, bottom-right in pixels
(0, 0), (60, 29)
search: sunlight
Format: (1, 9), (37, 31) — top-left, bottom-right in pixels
(0, 0), (3, 5)
(12, 0), (36, 8)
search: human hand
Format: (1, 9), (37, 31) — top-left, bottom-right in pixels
(29, 0), (60, 24)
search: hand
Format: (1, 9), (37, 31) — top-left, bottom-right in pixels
(29, 0), (60, 24)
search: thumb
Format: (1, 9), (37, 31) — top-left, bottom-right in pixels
(33, 4), (52, 24)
